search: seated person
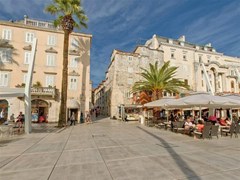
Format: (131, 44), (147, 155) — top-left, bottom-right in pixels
(185, 117), (195, 128)
(15, 112), (24, 128)
(17, 112), (24, 123)
(225, 117), (231, 126)
(195, 120), (204, 133)
(184, 116), (195, 134)
(219, 117), (227, 126)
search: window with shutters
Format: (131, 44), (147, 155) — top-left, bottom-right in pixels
(69, 76), (77, 90)
(47, 35), (56, 46)
(45, 75), (55, 87)
(0, 49), (11, 62)
(25, 32), (34, 43)
(23, 73), (28, 84)
(2, 29), (12, 40)
(128, 67), (133, 73)
(69, 57), (78, 68)
(127, 78), (133, 85)
(24, 52), (31, 64)
(46, 54), (55, 66)
(0, 72), (9, 87)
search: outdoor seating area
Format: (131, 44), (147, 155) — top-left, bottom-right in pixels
(143, 92), (240, 140)
(148, 116), (240, 140)
(221, 123), (240, 138)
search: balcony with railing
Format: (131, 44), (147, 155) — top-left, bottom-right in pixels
(24, 15), (59, 30)
(31, 87), (57, 98)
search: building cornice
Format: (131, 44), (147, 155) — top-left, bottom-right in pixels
(69, 49), (80, 56)
(23, 45), (32, 51)
(22, 70), (36, 73)
(68, 70), (80, 76)
(0, 21), (92, 38)
(44, 72), (57, 75)
(160, 42), (223, 56)
(0, 68), (12, 72)
(45, 47), (58, 54)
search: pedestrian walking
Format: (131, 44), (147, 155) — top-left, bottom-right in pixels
(70, 112), (76, 126)
(80, 112), (84, 123)
(86, 111), (92, 124)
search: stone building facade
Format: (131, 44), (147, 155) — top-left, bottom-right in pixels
(0, 16), (92, 122)
(94, 34), (240, 118)
(94, 47), (164, 118)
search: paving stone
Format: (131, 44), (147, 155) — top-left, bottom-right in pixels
(50, 162), (112, 180)
(0, 167), (52, 180)
(1, 117), (240, 180)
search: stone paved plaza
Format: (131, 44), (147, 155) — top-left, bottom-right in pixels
(0, 117), (240, 180)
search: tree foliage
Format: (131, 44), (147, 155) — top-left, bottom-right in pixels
(132, 61), (190, 101)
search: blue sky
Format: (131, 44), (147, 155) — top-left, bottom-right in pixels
(0, 0), (239, 87)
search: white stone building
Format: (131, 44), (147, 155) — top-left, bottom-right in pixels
(94, 34), (240, 118)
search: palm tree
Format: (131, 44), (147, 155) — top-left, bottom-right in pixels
(132, 61), (190, 101)
(45, 0), (88, 127)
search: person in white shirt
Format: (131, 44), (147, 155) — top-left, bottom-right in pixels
(0, 108), (5, 119)
(0, 108), (6, 124)
(184, 116), (195, 134)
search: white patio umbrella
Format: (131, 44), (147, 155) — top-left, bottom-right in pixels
(144, 97), (176, 108)
(166, 92), (240, 108)
(165, 92), (240, 118)
(222, 94), (240, 121)
(222, 94), (240, 101)
(144, 97), (180, 122)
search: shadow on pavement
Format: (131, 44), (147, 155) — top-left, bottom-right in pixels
(137, 126), (201, 180)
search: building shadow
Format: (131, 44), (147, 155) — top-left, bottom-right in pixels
(72, 37), (91, 116)
(137, 126), (201, 180)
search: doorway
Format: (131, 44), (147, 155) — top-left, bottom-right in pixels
(68, 108), (78, 123)
(31, 99), (49, 122)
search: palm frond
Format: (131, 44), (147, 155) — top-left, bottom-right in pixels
(132, 61), (190, 100)
(45, 0), (88, 31)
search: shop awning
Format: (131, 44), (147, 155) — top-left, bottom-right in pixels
(0, 88), (25, 98)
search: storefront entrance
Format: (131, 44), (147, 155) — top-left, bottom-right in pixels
(31, 99), (49, 123)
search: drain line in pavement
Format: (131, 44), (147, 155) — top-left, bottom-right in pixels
(47, 126), (74, 180)
(89, 127), (114, 180)
(0, 131), (53, 169)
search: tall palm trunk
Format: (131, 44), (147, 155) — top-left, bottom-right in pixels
(58, 30), (70, 127)
(152, 89), (163, 100)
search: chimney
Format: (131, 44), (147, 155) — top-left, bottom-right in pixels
(178, 35), (186, 42)
(24, 15), (28, 24)
(152, 34), (159, 49)
(206, 43), (212, 47)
